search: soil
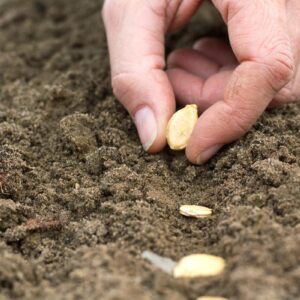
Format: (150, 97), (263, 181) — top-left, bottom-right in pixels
(0, 1), (300, 300)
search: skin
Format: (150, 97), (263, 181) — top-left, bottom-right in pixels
(102, 0), (300, 164)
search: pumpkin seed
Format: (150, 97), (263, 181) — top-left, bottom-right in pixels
(166, 104), (198, 150)
(179, 205), (212, 218)
(173, 254), (226, 278)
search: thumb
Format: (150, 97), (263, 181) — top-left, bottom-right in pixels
(186, 0), (294, 164)
(102, 0), (200, 152)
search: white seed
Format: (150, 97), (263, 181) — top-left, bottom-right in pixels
(166, 104), (198, 150)
(196, 297), (228, 300)
(142, 251), (176, 275)
(173, 254), (226, 278)
(179, 205), (212, 218)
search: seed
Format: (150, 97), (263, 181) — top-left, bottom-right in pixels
(173, 254), (226, 278)
(166, 104), (198, 150)
(142, 250), (176, 275)
(179, 205), (212, 218)
(196, 297), (228, 300)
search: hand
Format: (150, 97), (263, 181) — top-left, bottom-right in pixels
(102, 0), (299, 164)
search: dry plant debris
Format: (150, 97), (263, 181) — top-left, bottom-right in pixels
(24, 218), (63, 232)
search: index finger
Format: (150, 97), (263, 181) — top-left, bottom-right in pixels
(102, 0), (201, 152)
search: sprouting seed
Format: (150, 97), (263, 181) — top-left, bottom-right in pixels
(173, 254), (226, 278)
(142, 250), (176, 275)
(179, 205), (212, 218)
(166, 104), (198, 150)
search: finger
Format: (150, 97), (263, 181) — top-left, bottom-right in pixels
(102, 0), (202, 153)
(271, 0), (300, 106)
(168, 0), (203, 32)
(271, 64), (300, 106)
(186, 0), (294, 164)
(167, 67), (232, 110)
(102, 0), (174, 153)
(167, 49), (221, 78)
(193, 37), (238, 65)
(270, 81), (295, 107)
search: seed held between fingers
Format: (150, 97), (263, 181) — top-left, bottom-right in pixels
(166, 104), (198, 150)
(173, 254), (226, 278)
(179, 205), (212, 218)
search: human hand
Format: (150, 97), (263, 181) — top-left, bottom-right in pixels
(102, 0), (299, 164)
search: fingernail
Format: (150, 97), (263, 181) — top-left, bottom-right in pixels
(134, 106), (157, 151)
(196, 144), (223, 165)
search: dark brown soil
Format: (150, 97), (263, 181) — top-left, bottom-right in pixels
(0, 1), (300, 299)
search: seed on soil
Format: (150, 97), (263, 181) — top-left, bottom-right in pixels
(196, 297), (228, 300)
(166, 104), (198, 150)
(173, 254), (226, 278)
(179, 205), (212, 218)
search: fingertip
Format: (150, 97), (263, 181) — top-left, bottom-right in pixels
(167, 0), (203, 32)
(119, 71), (175, 154)
(134, 104), (168, 154)
(193, 37), (237, 66)
(193, 37), (219, 51)
(187, 144), (223, 165)
(146, 133), (167, 154)
(134, 105), (159, 152)
(192, 39), (206, 51)
(166, 51), (176, 68)
(185, 116), (221, 165)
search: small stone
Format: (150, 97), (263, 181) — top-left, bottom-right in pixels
(166, 104), (198, 150)
(173, 254), (226, 278)
(179, 205), (212, 218)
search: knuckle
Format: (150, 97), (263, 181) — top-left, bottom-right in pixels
(214, 0), (245, 22)
(261, 46), (295, 88)
(111, 74), (128, 100)
(275, 81), (297, 103)
(111, 73), (136, 103)
(223, 102), (252, 135)
(270, 50), (295, 83)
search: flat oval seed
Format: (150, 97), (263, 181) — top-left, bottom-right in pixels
(173, 254), (226, 278)
(197, 297), (228, 300)
(166, 104), (198, 150)
(179, 205), (212, 218)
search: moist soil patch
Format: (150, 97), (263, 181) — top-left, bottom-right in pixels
(0, 1), (300, 299)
